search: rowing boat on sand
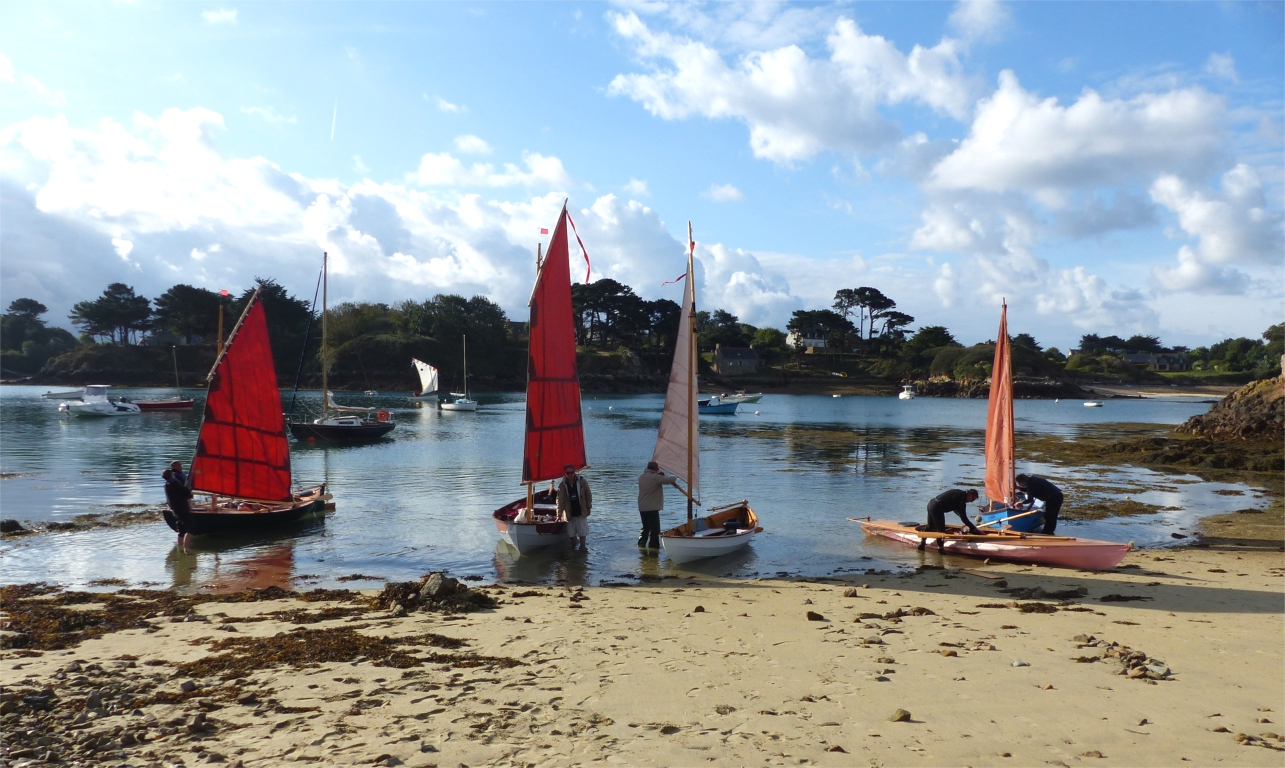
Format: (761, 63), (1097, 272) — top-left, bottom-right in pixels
(854, 518), (1132, 570)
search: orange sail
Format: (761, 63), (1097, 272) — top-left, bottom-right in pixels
(984, 302), (1014, 505)
(521, 205), (587, 483)
(191, 293), (293, 502)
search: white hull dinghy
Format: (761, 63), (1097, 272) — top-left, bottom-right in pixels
(439, 338), (478, 411)
(656, 223), (761, 564)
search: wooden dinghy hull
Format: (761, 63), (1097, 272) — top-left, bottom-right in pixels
(661, 502), (760, 565)
(492, 491), (568, 553)
(137, 399), (195, 411)
(179, 487), (329, 537)
(857, 519), (1131, 570)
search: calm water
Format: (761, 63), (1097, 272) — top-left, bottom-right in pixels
(0, 386), (1266, 591)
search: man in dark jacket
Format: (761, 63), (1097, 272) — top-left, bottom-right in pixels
(162, 468), (194, 546)
(924, 488), (982, 535)
(1016, 474), (1064, 535)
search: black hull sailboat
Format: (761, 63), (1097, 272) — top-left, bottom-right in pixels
(289, 421), (395, 442)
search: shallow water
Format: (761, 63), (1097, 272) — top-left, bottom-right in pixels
(0, 386), (1266, 590)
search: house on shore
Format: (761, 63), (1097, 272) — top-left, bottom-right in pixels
(1124, 352), (1190, 371)
(786, 328), (828, 351)
(713, 345), (760, 375)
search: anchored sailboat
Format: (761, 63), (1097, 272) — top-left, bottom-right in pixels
(657, 223), (761, 565)
(492, 204), (586, 552)
(409, 359), (439, 402)
(288, 252), (396, 441)
(439, 336), (478, 411)
(181, 289), (328, 535)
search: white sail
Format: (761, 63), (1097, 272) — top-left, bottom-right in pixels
(412, 359), (438, 393)
(651, 236), (698, 500)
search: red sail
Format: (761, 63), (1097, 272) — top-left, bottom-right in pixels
(522, 206), (587, 483)
(984, 303), (1015, 505)
(191, 296), (293, 501)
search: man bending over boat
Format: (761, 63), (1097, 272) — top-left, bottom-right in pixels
(1016, 474), (1064, 535)
(922, 488), (983, 540)
(557, 464), (592, 550)
(637, 461), (677, 550)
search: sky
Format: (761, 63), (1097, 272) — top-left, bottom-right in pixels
(1, 0), (1281, 350)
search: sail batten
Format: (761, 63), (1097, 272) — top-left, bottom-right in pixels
(191, 295), (293, 502)
(984, 303), (1015, 505)
(521, 206), (587, 483)
(651, 234), (699, 499)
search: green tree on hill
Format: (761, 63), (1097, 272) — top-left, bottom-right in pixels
(153, 284), (221, 344)
(69, 283), (152, 343)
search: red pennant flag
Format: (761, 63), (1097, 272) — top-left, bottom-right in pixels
(540, 228), (548, 235)
(219, 289), (230, 297)
(660, 272), (687, 287)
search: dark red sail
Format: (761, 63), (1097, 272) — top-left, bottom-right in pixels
(522, 206), (587, 483)
(191, 295), (293, 501)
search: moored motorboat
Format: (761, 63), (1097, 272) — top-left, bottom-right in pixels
(697, 395), (738, 414)
(898, 384), (916, 400)
(491, 203), (588, 554)
(658, 223), (761, 564)
(43, 389), (82, 400)
(58, 385), (141, 417)
(855, 519), (1132, 570)
(720, 391), (762, 404)
(1084, 401), (1104, 407)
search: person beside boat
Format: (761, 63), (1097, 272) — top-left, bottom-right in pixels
(637, 461), (677, 550)
(161, 468), (194, 546)
(924, 488), (983, 536)
(1015, 474), (1064, 535)
(169, 460), (188, 487)
(556, 465), (592, 549)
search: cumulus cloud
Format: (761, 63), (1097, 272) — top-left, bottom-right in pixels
(928, 71), (1226, 196)
(1204, 53), (1238, 83)
(411, 151), (570, 188)
(623, 178), (649, 196)
(607, 12), (975, 164)
(241, 106), (296, 125)
(947, 0), (1010, 43)
(432, 96), (465, 113)
(453, 134), (492, 155)
(704, 183), (743, 202)
(202, 8), (237, 24)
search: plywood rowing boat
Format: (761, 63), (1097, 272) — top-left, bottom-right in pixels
(854, 518), (1132, 570)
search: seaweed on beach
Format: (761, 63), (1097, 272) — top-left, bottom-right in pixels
(373, 573), (498, 615)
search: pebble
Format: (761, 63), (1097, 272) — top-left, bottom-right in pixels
(1012, 660), (1030, 667)
(806, 611), (825, 621)
(843, 588), (860, 598)
(888, 708), (912, 723)
(693, 606), (705, 613)
(940, 650), (958, 657)
(180, 680), (198, 693)
(1082, 750), (1104, 758)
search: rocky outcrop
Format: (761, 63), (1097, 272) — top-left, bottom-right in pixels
(1177, 375), (1284, 441)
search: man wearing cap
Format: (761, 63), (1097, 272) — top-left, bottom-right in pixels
(170, 460), (189, 487)
(556, 464), (593, 549)
(637, 461), (678, 549)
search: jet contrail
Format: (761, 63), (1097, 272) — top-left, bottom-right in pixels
(330, 98), (338, 141)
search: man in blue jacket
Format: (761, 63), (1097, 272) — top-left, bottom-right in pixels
(1016, 474), (1064, 535)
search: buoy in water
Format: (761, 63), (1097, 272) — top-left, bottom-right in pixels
(755, 411), (760, 415)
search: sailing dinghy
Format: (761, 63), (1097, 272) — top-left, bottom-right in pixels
(409, 359), (439, 402)
(183, 289), (328, 536)
(439, 336), (478, 411)
(492, 204), (586, 553)
(657, 223), (761, 565)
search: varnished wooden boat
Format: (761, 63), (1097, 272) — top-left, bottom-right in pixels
(493, 489), (568, 553)
(854, 518), (1132, 570)
(178, 485), (329, 536)
(661, 501), (761, 564)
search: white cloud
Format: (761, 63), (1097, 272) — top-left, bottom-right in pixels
(607, 12), (975, 164)
(202, 8), (237, 24)
(947, 0), (1010, 43)
(240, 106), (296, 125)
(433, 96), (465, 113)
(412, 150), (570, 189)
(111, 237), (134, 260)
(452, 134), (492, 155)
(1204, 53), (1238, 83)
(623, 178), (649, 197)
(704, 183), (743, 202)
(928, 71), (1226, 196)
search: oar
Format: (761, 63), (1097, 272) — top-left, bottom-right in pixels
(977, 508), (1043, 530)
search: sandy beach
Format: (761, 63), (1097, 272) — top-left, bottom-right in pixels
(4, 536), (1283, 768)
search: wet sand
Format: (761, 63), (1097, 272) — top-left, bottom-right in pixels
(3, 543), (1283, 767)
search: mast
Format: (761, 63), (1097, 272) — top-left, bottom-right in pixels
(462, 335), (468, 398)
(686, 221), (695, 524)
(525, 242), (542, 517)
(321, 252), (329, 416)
(172, 345), (180, 389)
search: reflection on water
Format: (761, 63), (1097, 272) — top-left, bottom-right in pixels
(0, 385), (1265, 591)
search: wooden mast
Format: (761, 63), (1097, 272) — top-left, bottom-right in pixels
(686, 221), (695, 525)
(524, 242), (542, 520)
(462, 335), (469, 398)
(172, 345), (180, 389)
(321, 252), (329, 417)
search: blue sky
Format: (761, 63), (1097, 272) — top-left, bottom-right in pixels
(1, 1), (1281, 350)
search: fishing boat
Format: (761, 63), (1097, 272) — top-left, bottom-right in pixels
(719, 391), (762, 404)
(657, 223), (761, 565)
(974, 302), (1043, 533)
(58, 385), (142, 417)
(898, 384), (916, 400)
(697, 395), (738, 414)
(408, 359), (439, 402)
(439, 336), (478, 412)
(288, 253), (395, 441)
(43, 389), (82, 400)
(1084, 401), (1104, 408)
(492, 203), (587, 553)
(182, 289), (328, 536)
(854, 519), (1132, 570)
(136, 347), (195, 410)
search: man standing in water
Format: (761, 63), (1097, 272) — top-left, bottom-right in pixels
(921, 488), (983, 547)
(557, 464), (592, 549)
(1016, 474), (1064, 535)
(162, 468), (194, 548)
(637, 461), (677, 550)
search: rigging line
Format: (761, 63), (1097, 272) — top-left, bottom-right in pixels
(288, 267), (325, 417)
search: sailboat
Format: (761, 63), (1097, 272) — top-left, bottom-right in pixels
(491, 204), (585, 552)
(408, 359), (439, 402)
(657, 223), (761, 565)
(439, 336), (478, 411)
(181, 289), (328, 535)
(288, 252), (396, 441)
(137, 346), (195, 410)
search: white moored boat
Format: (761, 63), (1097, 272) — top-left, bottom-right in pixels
(898, 384), (916, 400)
(439, 337), (478, 411)
(720, 391), (762, 404)
(58, 385), (141, 418)
(43, 389), (83, 400)
(1083, 401), (1104, 408)
(657, 223), (761, 564)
